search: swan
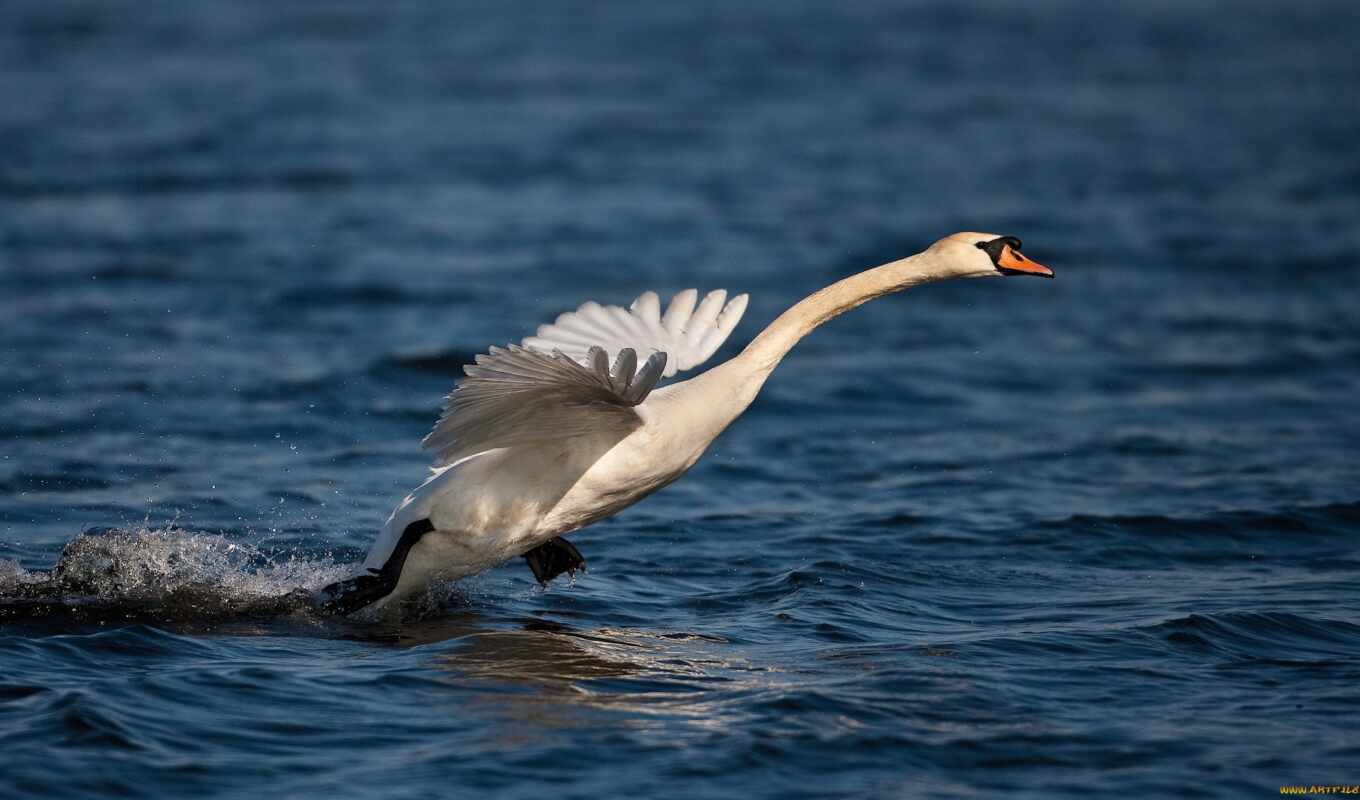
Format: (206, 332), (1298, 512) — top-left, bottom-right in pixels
(318, 232), (1052, 615)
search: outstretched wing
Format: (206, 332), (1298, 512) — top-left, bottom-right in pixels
(422, 344), (667, 467)
(421, 289), (747, 466)
(522, 289), (748, 378)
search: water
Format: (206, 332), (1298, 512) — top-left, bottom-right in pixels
(2, 0), (1359, 796)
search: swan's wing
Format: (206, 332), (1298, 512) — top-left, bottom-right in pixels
(421, 289), (745, 466)
(521, 289), (749, 378)
(422, 344), (667, 467)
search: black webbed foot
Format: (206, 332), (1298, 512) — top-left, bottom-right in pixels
(523, 537), (586, 586)
(315, 568), (397, 616)
(315, 519), (435, 616)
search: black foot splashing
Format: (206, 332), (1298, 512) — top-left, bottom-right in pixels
(522, 537), (587, 586)
(315, 519), (436, 616)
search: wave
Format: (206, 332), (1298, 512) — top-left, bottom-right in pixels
(0, 527), (354, 624)
(918, 610), (1360, 675)
(1016, 502), (1360, 566)
(372, 349), (477, 376)
(271, 285), (478, 310)
(0, 169), (356, 199)
(1138, 612), (1360, 667)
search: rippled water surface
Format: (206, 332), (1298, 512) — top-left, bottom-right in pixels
(3, 1), (1359, 797)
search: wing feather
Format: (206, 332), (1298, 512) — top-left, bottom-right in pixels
(422, 346), (668, 466)
(422, 287), (746, 465)
(661, 289), (697, 337)
(631, 291), (663, 327)
(523, 288), (748, 378)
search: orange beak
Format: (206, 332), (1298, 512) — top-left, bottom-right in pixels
(998, 245), (1054, 278)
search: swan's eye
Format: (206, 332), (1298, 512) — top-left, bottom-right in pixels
(975, 237), (1009, 265)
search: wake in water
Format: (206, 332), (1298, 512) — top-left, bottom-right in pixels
(0, 527), (361, 623)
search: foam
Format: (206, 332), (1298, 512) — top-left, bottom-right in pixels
(0, 527), (356, 619)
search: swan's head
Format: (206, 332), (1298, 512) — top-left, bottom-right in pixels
(932, 232), (1054, 279)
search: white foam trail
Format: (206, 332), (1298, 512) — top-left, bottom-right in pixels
(2, 526), (355, 613)
(0, 558), (41, 592)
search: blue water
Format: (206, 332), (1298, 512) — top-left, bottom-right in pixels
(3, 0), (1359, 796)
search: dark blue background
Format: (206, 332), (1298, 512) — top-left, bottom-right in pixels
(2, 1), (1358, 797)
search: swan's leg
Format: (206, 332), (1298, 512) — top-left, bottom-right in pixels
(316, 519), (434, 615)
(523, 537), (586, 586)
(314, 572), (391, 615)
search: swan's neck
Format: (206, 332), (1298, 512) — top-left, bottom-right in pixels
(734, 249), (952, 376)
(671, 248), (957, 438)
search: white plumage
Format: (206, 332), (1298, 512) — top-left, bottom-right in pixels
(421, 289), (747, 467)
(323, 232), (1051, 617)
(421, 344), (669, 467)
(523, 289), (749, 378)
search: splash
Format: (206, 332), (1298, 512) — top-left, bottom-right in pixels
(0, 527), (356, 623)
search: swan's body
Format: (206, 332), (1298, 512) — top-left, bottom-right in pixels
(319, 232), (1051, 615)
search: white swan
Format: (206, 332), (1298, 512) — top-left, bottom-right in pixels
(319, 232), (1052, 615)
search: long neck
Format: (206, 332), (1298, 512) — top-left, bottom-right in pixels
(736, 247), (951, 377)
(671, 248), (956, 437)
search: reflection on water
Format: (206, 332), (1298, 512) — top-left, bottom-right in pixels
(391, 614), (774, 745)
